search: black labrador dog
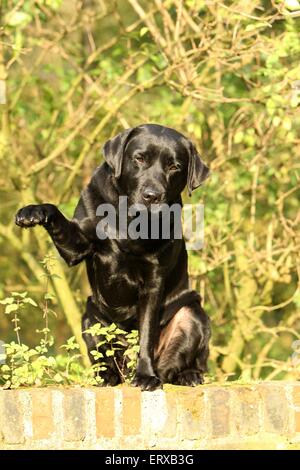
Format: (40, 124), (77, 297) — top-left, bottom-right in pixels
(15, 124), (211, 391)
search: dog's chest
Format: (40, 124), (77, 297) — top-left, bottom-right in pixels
(87, 247), (146, 308)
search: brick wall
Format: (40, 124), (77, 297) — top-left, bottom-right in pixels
(1, 382), (300, 450)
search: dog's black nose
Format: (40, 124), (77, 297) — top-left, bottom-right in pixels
(142, 188), (162, 204)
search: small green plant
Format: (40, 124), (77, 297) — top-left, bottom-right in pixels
(0, 291), (38, 345)
(0, 258), (139, 388)
(84, 322), (140, 384)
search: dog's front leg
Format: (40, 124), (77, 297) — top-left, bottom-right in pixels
(132, 267), (164, 391)
(15, 203), (94, 266)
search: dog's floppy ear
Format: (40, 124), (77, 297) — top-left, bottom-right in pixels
(102, 128), (134, 179)
(187, 142), (210, 195)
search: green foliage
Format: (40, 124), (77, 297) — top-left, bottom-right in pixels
(0, 0), (299, 384)
(0, 292), (38, 343)
(0, 289), (86, 388)
(0, 290), (139, 388)
(84, 322), (139, 383)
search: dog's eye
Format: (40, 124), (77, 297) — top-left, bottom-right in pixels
(135, 155), (145, 164)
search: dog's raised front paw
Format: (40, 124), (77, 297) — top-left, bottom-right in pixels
(15, 204), (56, 228)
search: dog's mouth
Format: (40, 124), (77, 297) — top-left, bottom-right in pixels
(146, 202), (167, 213)
(128, 195), (168, 210)
(126, 202), (168, 217)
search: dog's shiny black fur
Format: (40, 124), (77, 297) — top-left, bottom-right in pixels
(15, 124), (211, 390)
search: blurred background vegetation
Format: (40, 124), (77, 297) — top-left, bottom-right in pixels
(0, 0), (299, 382)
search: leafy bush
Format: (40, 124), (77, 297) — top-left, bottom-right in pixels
(0, 289), (139, 388)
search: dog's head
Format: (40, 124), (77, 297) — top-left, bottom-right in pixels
(103, 124), (209, 206)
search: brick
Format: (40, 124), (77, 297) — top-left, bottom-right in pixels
(31, 390), (54, 440)
(0, 384), (298, 449)
(210, 388), (230, 438)
(141, 386), (178, 439)
(232, 387), (260, 436)
(161, 390), (178, 438)
(292, 384), (300, 433)
(63, 389), (86, 441)
(122, 386), (141, 435)
(141, 389), (175, 441)
(261, 384), (289, 434)
(95, 388), (115, 438)
(0, 390), (24, 444)
(207, 440), (280, 450)
(179, 388), (205, 439)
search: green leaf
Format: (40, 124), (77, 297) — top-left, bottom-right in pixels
(45, 0), (63, 10)
(245, 23), (268, 32)
(140, 27), (149, 37)
(106, 334), (115, 342)
(23, 298), (38, 307)
(90, 350), (103, 358)
(284, 0), (300, 11)
(105, 350), (115, 357)
(5, 11), (31, 28)
(5, 304), (18, 314)
(234, 131), (244, 144)
(53, 373), (63, 382)
(44, 293), (56, 300)
(114, 328), (127, 335)
(108, 323), (117, 332)
(0, 297), (15, 305)
(12, 292), (27, 298)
